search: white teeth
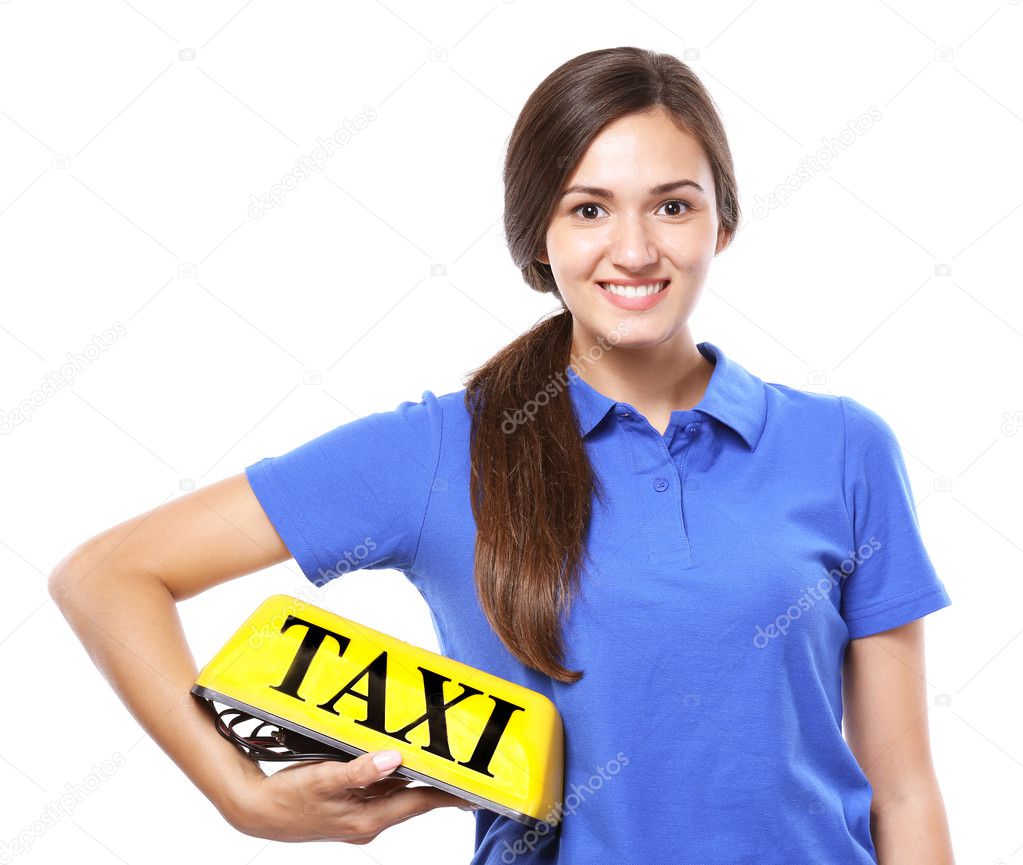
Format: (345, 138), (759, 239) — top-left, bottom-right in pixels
(599, 281), (667, 298)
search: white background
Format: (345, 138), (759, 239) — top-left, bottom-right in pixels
(2, 1), (1021, 862)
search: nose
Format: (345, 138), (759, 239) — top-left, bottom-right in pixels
(608, 213), (658, 272)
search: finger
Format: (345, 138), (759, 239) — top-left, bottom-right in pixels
(357, 776), (414, 799)
(361, 785), (482, 827)
(447, 795), (482, 812)
(314, 750), (406, 793)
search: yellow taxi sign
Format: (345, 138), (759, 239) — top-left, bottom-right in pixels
(192, 594), (563, 828)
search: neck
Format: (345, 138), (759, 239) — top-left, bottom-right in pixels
(569, 324), (714, 417)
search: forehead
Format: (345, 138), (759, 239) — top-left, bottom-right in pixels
(566, 109), (713, 192)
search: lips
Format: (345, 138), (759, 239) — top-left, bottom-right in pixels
(597, 280), (669, 298)
(593, 279), (671, 310)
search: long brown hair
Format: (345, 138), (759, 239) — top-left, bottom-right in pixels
(464, 47), (741, 684)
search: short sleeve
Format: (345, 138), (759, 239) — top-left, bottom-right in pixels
(839, 396), (951, 639)
(244, 390), (444, 586)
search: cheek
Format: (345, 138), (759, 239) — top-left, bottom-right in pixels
(547, 226), (603, 264)
(662, 234), (719, 272)
(552, 273), (602, 320)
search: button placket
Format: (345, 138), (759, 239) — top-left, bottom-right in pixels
(674, 423), (701, 551)
(615, 404), (703, 565)
(654, 427), (695, 560)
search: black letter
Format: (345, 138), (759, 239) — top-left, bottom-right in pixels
(317, 650), (390, 734)
(387, 667), (484, 761)
(459, 696), (526, 778)
(268, 615), (352, 701)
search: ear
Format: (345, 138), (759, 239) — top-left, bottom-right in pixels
(537, 249), (550, 266)
(715, 225), (731, 256)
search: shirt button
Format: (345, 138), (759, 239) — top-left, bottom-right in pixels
(685, 423), (700, 436)
(653, 477), (669, 492)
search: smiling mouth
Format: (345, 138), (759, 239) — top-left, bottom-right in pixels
(597, 280), (669, 298)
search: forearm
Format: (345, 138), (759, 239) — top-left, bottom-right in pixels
(48, 558), (265, 823)
(870, 788), (956, 865)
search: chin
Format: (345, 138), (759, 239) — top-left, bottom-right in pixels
(585, 320), (666, 350)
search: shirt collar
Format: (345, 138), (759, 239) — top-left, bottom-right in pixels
(566, 341), (768, 451)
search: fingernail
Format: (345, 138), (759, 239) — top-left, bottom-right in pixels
(372, 750), (402, 771)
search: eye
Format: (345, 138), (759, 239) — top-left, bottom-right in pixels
(571, 203), (608, 221)
(657, 199), (693, 217)
(569, 200), (693, 221)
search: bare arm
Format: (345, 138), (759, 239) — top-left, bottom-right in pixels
(842, 619), (956, 864)
(49, 473), (474, 841)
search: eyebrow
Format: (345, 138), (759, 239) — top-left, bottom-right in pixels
(560, 178), (706, 199)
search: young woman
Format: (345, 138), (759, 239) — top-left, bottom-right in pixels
(50, 47), (956, 863)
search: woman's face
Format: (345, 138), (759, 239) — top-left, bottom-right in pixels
(539, 106), (727, 351)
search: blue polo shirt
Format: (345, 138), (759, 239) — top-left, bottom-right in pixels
(244, 340), (951, 864)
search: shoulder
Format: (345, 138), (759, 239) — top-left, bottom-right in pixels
(759, 379), (896, 447)
(365, 387), (464, 433)
(304, 388), (463, 468)
(833, 395), (904, 470)
(371, 387), (474, 457)
(759, 378), (846, 440)
(836, 394), (899, 446)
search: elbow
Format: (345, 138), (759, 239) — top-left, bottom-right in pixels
(48, 536), (168, 607)
(48, 545), (90, 606)
(47, 568), (66, 600)
(869, 773), (944, 814)
(47, 539), (122, 604)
